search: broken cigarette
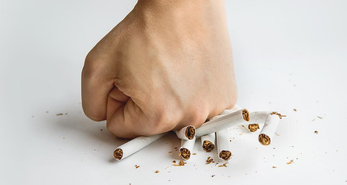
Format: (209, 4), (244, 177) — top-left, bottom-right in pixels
(113, 133), (166, 160)
(258, 114), (280, 146)
(196, 109), (250, 137)
(201, 133), (215, 152)
(174, 125), (196, 140)
(179, 136), (196, 160)
(216, 129), (232, 161)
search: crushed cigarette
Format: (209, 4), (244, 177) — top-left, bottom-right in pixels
(56, 113), (63, 116)
(185, 126), (196, 140)
(258, 134), (271, 146)
(206, 157), (214, 164)
(287, 160), (294, 164)
(135, 165), (140, 169)
(155, 170), (159, 173)
(113, 148), (123, 160)
(219, 151), (232, 161)
(270, 112), (286, 119)
(202, 140), (215, 152)
(314, 131), (318, 134)
(242, 109), (250, 121)
(179, 148), (191, 160)
(248, 124), (260, 132)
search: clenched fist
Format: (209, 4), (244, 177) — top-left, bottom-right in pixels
(82, 0), (237, 138)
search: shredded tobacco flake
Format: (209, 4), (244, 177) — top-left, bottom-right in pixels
(155, 170), (159, 173)
(135, 165), (140, 169)
(270, 112), (286, 119)
(314, 131), (318, 134)
(56, 113), (63, 116)
(287, 160), (294, 164)
(206, 157), (214, 164)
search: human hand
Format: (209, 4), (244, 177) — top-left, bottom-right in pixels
(82, 0), (237, 138)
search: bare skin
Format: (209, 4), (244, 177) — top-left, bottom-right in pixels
(82, 0), (237, 138)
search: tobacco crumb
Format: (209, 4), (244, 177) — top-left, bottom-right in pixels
(273, 166), (277, 168)
(173, 160), (185, 166)
(259, 134), (271, 145)
(336, 150), (338, 152)
(46, 111), (49, 113)
(192, 153), (196, 155)
(293, 109), (297, 111)
(65, 113), (68, 115)
(248, 124), (260, 132)
(56, 113), (63, 116)
(317, 116), (323, 119)
(312, 119), (316, 121)
(275, 132), (280, 136)
(314, 131), (318, 134)
(242, 109), (250, 121)
(100, 129), (103, 131)
(229, 140), (231, 142)
(202, 140), (215, 152)
(211, 175), (215, 178)
(270, 112), (286, 119)
(219, 151), (232, 161)
(155, 170), (159, 173)
(174, 147), (178, 151)
(287, 160), (294, 164)
(179, 148), (191, 160)
(135, 165), (140, 169)
(185, 126), (196, 140)
(63, 137), (65, 139)
(206, 157), (214, 164)
(218, 163), (228, 167)
(273, 147), (276, 149)
(168, 151), (172, 153)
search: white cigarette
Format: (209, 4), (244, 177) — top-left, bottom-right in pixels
(216, 129), (232, 161)
(113, 133), (166, 160)
(201, 133), (215, 152)
(258, 114), (280, 146)
(196, 109), (250, 137)
(174, 125), (196, 140)
(179, 136), (196, 160)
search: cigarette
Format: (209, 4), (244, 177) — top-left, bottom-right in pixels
(174, 125), (196, 140)
(196, 109), (250, 137)
(201, 133), (215, 152)
(216, 129), (232, 161)
(113, 133), (166, 160)
(258, 114), (280, 146)
(247, 111), (286, 132)
(179, 136), (196, 160)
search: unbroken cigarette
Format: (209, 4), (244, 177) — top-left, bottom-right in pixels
(113, 133), (166, 160)
(174, 125), (196, 140)
(258, 114), (280, 146)
(179, 136), (196, 160)
(216, 129), (232, 161)
(196, 109), (250, 137)
(201, 133), (215, 152)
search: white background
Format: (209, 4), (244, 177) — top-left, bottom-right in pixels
(1, 0), (346, 184)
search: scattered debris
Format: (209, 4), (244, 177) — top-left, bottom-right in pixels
(155, 170), (159, 173)
(218, 163), (228, 167)
(272, 166), (277, 168)
(206, 157), (214, 164)
(287, 160), (294, 165)
(317, 116), (323, 119)
(314, 131), (318, 134)
(135, 165), (140, 169)
(211, 175), (215, 177)
(56, 113), (63, 116)
(293, 109), (297, 111)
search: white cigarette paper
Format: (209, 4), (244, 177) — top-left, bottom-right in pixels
(196, 109), (250, 137)
(201, 133), (215, 152)
(179, 137), (196, 160)
(258, 114), (280, 146)
(174, 125), (196, 140)
(249, 111), (272, 123)
(113, 133), (166, 160)
(216, 129), (232, 161)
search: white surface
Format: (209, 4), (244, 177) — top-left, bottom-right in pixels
(1, 0), (347, 184)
